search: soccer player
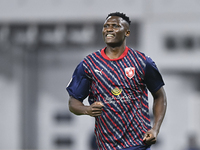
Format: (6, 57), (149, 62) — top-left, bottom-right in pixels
(66, 12), (167, 150)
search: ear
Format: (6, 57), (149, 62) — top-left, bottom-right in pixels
(125, 30), (130, 37)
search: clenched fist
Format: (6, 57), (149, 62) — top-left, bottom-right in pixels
(86, 101), (104, 117)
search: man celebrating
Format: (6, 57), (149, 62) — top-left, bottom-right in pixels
(67, 12), (167, 150)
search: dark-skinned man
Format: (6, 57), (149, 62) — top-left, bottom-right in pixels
(67, 12), (167, 150)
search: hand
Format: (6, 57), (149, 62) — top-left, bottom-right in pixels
(86, 102), (104, 117)
(143, 129), (158, 145)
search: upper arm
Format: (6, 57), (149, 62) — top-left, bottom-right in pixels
(69, 96), (84, 108)
(144, 56), (165, 93)
(66, 61), (90, 101)
(152, 86), (166, 100)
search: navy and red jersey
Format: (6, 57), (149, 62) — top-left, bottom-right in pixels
(67, 46), (164, 150)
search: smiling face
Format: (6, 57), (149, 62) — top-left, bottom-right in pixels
(102, 16), (130, 47)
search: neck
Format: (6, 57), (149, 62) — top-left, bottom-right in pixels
(105, 43), (126, 59)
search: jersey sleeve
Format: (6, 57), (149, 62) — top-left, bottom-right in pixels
(144, 56), (165, 93)
(66, 61), (90, 102)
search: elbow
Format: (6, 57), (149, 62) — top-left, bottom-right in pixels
(164, 96), (167, 110)
(68, 104), (79, 115)
(68, 97), (83, 116)
(162, 89), (167, 107)
(68, 104), (73, 114)
(68, 99), (75, 114)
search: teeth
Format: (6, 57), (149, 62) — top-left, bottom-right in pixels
(107, 34), (114, 37)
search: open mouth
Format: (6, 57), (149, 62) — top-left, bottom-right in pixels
(106, 34), (115, 38)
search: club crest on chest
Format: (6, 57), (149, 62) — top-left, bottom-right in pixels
(125, 67), (135, 79)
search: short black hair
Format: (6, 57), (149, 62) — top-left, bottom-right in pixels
(106, 12), (131, 25)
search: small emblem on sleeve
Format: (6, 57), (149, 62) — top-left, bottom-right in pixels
(125, 67), (135, 79)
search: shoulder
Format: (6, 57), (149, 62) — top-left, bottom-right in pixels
(74, 61), (85, 75)
(86, 49), (101, 58)
(82, 49), (102, 74)
(128, 47), (147, 61)
(83, 49), (102, 63)
(145, 56), (157, 69)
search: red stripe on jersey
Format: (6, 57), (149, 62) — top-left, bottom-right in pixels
(129, 49), (145, 75)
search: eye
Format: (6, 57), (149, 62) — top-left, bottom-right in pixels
(103, 24), (109, 28)
(113, 24), (120, 28)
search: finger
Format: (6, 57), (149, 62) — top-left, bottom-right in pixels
(145, 136), (154, 142)
(91, 109), (103, 115)
(143, 136), (147, 141)
(145, 138), (156, 145)
(92, 107), (103, 112)
(93, 105), (104, 109)
(94, 102), (104, 107)
(144, 136), (156, 145)
(143, 133), (150, 141)
(92, 112), (103, 117)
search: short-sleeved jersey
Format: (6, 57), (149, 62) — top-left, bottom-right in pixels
(67, 46), (164, 150)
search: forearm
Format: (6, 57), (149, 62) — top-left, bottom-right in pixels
(152, 87), (167, 134)
(68, 96), (89, 115)
(152, 98), (167, 133)
(68, 96), (104, 117)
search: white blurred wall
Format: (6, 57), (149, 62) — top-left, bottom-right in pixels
(0, 0), (200, 150)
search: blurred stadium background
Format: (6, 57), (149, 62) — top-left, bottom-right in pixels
(0, 0), (200, 150)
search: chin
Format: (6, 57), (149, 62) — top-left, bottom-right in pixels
(106, 41), (122, 47)
(105, 39), (117, 44)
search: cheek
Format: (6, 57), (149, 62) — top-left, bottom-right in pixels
(117, 31), (126, 39)
(102, 30), (106, 36)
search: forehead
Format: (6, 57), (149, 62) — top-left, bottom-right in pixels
(104, 16), (124, 24)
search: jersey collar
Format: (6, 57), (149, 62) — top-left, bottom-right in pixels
(101, 46), (129, 61)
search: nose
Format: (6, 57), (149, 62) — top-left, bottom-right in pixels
(106, 26), (114, 32)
